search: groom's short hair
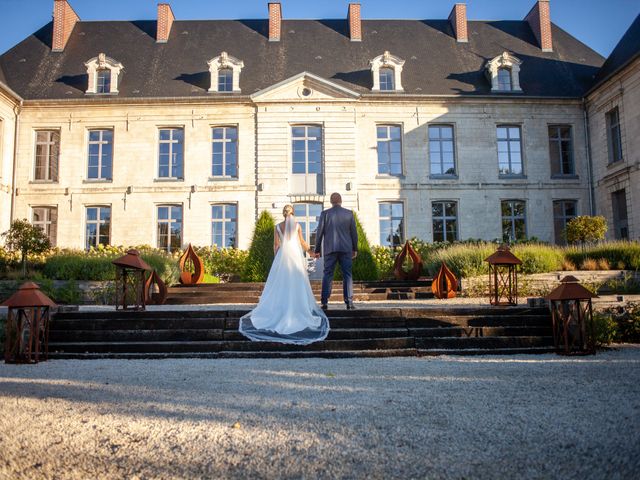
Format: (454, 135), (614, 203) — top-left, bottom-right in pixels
(330, 193), (342, 205)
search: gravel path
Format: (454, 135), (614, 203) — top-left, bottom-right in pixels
(1, 347), (639, 479)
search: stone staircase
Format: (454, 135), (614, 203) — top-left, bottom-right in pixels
(48, 306), (554, 359)
(165, 280), (434, 304)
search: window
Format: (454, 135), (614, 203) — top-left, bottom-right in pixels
(432, 201), (458, 242)
(497, 68), (512, 91)
(377, 125), (402, 175)
(611, 189), (628, 240)
(501, 200), (527, 243)
(548, 125), (574, 176)
(96, 69), (111, 94)
(85, 206), (111, 250)
(32, 206), (57, 247)
(294, 203), (323, 249)
(291, 125), (323, 194)
(553, 200), (577, 245)
(34, 130), (60, 182)
(212, 127), (238, 178)
(157, 205), (182, 252)
(379, 202), (404, 247)
(379, 68), (395, 91)
(207, 52), (244, 93)
(87, 129), (113, 180)
(606, 107), (623, 164)
(84, 53), (123, 95)
(429, 125), (456, 176)
(370, 51), (405, 92)
(158, 128), (184, 179)
(486, 52), (522, 92)
(218, 69), (233, 92)
(497, 126), (523, 176)
(211, 204), (237, 248)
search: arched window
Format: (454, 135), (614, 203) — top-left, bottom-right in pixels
(208, 52), (244, 93)
(370, 51), (405, 92)
(218, 69), (233, 92)
(497, 68), (512, 91)
(84, 53), (123, 94)
(379, 68), (395, 91)
(486, 52), (522, 93)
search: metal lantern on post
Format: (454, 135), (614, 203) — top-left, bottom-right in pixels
(546, 275), (597, 355)
(485, 244), (522, 306)
(1, 282), (56, 364)
(112, 249), (152, 311)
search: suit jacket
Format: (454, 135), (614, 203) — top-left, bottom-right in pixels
(314, 205), (358, 255)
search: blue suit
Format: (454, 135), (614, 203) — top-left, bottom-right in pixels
(314, 205), (358, 305)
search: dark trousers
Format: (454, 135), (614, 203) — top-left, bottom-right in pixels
(321, 252), (353, 305)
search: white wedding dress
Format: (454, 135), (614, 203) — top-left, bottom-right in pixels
(239, 215), (330, 344)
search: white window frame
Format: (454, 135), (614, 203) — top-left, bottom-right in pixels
(84, 53), (123, 94)
(156, 204), (183, 252)
(428, 124), (457, 177)
(486, 52), (522, 92)
(553, 199), (577, 245)
(548, 124), (575, 176)
(157, 127), (184, 180)
(211, 126), (238, 178)
(32, 205), (58, 247)
(33, 129), (60, 182)
(370, 51), (405, 92)
(211, 203), (238, 248)
(432, 201), (459, 243)
(378, 201), (405, 248)
(376, 124), (404, 176)
(85, 205), (111, 250)
(208, 52), (244, 93)
(501, 199), (527, 243)
(497, 125), (524, 177)
(87, 128), (114, 181)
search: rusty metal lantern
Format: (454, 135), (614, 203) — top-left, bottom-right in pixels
(112, 249), (151, 311)
(546, 275), (597, 355)
(486, 244), (522, 306)
(1, 282), (56, 363)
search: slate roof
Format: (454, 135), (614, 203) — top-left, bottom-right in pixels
(590, 14), (640, 91)
(0, 18), (604, 100)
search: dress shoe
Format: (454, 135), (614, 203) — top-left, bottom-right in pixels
(346, 303), (356, 310)
(321, 304), (328, 312)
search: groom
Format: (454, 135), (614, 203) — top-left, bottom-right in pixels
(314, 192), (358, 310)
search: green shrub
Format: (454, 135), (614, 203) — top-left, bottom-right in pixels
(242, 211), (276, 282)
(334, 213), (379, 281)
(424, 242), (495, 278)
(512, 244), (564, 274)
(372, 246), (395, 280)
(565, 215), (607, 246)
(592, 312), (618, 347)
(198, 247), (249, 282)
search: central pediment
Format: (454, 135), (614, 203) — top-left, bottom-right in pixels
(250, 72), (361, 102)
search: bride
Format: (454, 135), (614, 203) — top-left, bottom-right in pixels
(239, 205), (330, 344)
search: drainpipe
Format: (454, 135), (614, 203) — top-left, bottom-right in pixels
(10, 100), (22, 223)
(582, 98), (595, 215)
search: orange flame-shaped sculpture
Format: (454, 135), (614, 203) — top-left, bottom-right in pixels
(432, 262), (458, 299)
(393, 241), (423, 281)
(178, 243), (205, 285)
(144, 269), (168, 305)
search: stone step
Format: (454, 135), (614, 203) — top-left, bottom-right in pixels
(415, 336), (554, 349)
(48, 337), (417, 354)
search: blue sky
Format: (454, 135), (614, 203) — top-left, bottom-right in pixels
(0, 0), (638, 57)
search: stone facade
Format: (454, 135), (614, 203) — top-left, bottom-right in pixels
(587, 56), (640, 241)
(0, 87), (18, 236)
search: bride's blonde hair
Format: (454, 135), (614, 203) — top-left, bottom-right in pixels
(282, 204), (294, 218)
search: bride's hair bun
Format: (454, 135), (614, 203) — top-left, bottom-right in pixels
(282, 204), (294, 218)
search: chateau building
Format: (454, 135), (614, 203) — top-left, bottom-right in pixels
(0, 0), (637, 251)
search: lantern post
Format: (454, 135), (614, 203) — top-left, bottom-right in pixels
(112, 249), (152, 311)
(546, 275), (597, 355)
(485, 244), (522, 306)
(1, 282), (57, 364)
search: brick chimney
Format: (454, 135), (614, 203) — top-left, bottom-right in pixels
(268, 2), (282, 42)
(348, 3), (362, 42)
(525, 0), (553, 52)
(448, 3), (468, 43)
(157, 3), (175, 43)
(52, 0), (79, 52)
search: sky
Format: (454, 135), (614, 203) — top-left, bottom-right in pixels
(0, 0), (638, 57)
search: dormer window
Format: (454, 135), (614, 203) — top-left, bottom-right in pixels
(370, 51), (405, 92)
(84, 53), (123, 95)
(486, 52), (522, 93)
(497, 68), (512, 91)
(379, 68), (395, 91)
(218, 69), (233, 92)
(208, 52), (244, 93)
(96, 69), (111, 94)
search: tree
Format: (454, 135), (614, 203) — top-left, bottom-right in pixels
(2, 219), (51, 277)
(242, 210), (276, 282)
(565, 216), (608, 248)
